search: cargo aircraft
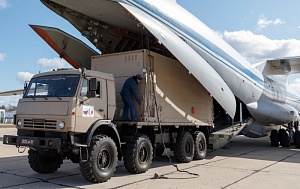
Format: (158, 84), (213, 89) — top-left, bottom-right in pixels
(4, 0), (300, 147)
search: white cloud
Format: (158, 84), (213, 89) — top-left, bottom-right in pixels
(257, 15), (285, 30)
(37, 57), (69, 69)
(0, 95), (21, 107)
(0, 52), (5, 62)
(222, 30), (300, 94)
(222, 30), (300, 63)
(273, 18), (285, 25)
(0, 0), (9, 9)
(287, 78), (300, 96)
(16, 72), (34, 84)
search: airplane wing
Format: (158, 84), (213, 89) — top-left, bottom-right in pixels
(119, 2), (236, 118)
(0, 89), (23, 96)
(30, 25), (99, 70)
(266, 56), (300, 75)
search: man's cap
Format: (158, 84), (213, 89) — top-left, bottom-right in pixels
(136, 74), (144, 80)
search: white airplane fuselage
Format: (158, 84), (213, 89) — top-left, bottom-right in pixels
(120, 0), (300, 137)
(41, 0), (300, 137)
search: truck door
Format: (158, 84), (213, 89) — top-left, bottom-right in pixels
(76, 78), (108, 133)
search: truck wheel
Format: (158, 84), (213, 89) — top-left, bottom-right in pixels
(123, 135), (153, 173)
(80, 135), (118, 183)
(270, 130), (279, 147)
(174, 131), (194, 163)
(279, 129), (290, 147)
(28, 149), (63, 173)
(294, 131), (300, 148)
(193, 131), (207, 160)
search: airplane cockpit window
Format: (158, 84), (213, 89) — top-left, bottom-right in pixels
(24, 74), (80, 98)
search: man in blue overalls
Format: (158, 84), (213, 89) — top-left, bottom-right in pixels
(120, 74), (144, 121)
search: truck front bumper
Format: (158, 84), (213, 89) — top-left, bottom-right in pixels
(3, 135), (61, 150)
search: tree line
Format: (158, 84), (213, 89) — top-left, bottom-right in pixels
(0, 105), (17, 111)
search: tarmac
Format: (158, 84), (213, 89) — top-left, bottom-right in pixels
(0, 127), (300, 189)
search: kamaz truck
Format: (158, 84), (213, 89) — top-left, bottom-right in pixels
(3, 50), (214, 183)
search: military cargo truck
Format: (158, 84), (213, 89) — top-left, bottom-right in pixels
(3, 49), (213, 183)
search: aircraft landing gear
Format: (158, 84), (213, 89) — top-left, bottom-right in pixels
(278, 128), (290, 147)
(270, 121), (300, 148)
(270, 130), (279, 147)
(293, 121), (300, 148)
(270, 128), (290, 148)
(294, 131), (300, 148)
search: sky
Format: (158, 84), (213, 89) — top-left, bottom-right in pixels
(0, 0), (300, 106)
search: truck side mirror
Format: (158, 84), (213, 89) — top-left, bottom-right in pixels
(23, 81), (29, 94)
(89, 78), (97, 91)
(24, 81), (29, 90)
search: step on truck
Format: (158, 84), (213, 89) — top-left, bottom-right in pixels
(3, 49), (214, 183)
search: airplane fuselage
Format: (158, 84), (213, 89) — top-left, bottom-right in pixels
(122, 0), (300, 123)
(40, 0), (300, 137)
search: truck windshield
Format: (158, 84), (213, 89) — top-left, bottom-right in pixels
(24, 74), (80, 98)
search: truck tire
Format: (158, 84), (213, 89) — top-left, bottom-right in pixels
(28, 149), (63, 173)
(174, 131), (194, 163)
(193, 131), (207, 160)
(270, 129), (279, 147)
(80, 135), (118, 183)
(294, 131), (300, 148)
(123, 135), (153, 174)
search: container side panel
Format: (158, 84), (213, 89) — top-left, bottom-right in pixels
(91, 50), (213, 125)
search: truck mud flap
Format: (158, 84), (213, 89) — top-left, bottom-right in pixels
(3, 135), (61, 150)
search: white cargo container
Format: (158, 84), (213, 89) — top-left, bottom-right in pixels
(91, 49), (213, 126)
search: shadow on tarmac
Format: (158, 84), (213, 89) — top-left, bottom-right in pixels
(1, 135), (300, 188)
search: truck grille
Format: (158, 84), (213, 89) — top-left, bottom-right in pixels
(23, 119), (57, 129)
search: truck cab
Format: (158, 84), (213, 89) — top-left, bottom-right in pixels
(16, 69), (116, 134)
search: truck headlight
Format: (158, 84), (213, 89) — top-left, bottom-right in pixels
(17, 119), (22, 127)
(58, 121), (65, 129)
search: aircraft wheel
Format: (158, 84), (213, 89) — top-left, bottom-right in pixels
(123, 135), (153, 173)
(270, 130), (279, 147)
(193, 131), (207, 160)
(174, 131), (194, 163)
(279, 129), (290, 147)
(294, 131), (300, 148)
